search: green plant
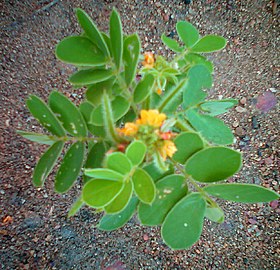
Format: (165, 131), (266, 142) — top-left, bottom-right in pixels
(18, 8), (279, 250)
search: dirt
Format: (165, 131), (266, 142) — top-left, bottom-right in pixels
(0, 0), (279, 269)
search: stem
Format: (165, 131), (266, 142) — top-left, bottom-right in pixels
(170, 159), (218, 208)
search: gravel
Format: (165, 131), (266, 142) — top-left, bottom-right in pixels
(0, 0), (279, 269)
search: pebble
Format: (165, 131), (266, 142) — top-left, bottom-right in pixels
(240, 97), (247, 105)
(143, 234), (149, 241)
(232, 121), (239, 128)
(235, 127), (246, 137)
(235, 106), (247, 113)
(251, 116), (259, 129)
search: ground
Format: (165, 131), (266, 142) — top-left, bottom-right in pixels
(0, 0), (279, 269)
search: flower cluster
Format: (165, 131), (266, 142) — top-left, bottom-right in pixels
(117, 110), (177, 161)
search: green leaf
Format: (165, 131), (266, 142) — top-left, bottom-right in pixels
(161, 34), (184, 52)
(157, 79), (188, 113)
(49, 91), (88, 137)
(176, 21), (199, 48)
(55, 141), (85, 193)
(133, 74), (155, 104)
(26, 95), (66, 137)
(205, 206), (224, 223)
(185, 147), (242, 183)
(105, 181), (133, 214)
(98, 197), (138, 231)
(32, 141), (64, 187)
(204, 184), (280, 203)
(83, 142), (107, 183)
(173, 132), (204, 164)
(84, 168), (123, 181)
(69, 68), (113, 85)
(191, 35), (227, 53)
(186, 109), (234, 145)
(56, 36), (106, 66)
(183, 65), (212, 108)
(143, 162), (174, 182)
(106, 152), (132, 175)
(82, 179), (124, 208)
(91, 95), (130, 126)
(161, 193), (206, 250)
(110, 9), (123, 70)
(184, 53), (213, 73)
(123, 34), (141, 86)
(125, 141), (147, 166)
(138, 175), (188, 226)
(86, 77), (115, 106)
(76, 8), (110, 57)
(132, 168), (156, 204)
(17, 131), (55, 145)
(200, 99), (238, 116)
(68, 196), (84, 218)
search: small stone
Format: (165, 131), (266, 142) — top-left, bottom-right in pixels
(264, 157), (273, 165)
(240, 97), (247, 105)
(232, 121), (239, 128)
(248, 218), (257, 225)
(251, 116), (259, 129)
(235, 106), (247, 113)
(163, 13), (170, 22)
(235, 127), (246, 137)
(143, 234), (149, 241)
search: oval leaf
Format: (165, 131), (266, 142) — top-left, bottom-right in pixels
(76, 8), (110, 57)
(33, 141), (64, 187)
(138, 175), (188, 225)
(84, 168), (123, 181)
(200, 99), (238, 116)
(69, 68), (113, 85)
(110, 9), (123, 70)
(205, 206), (224, 223)
(204, 184), (280, 203)
(106, 152), (132, 175)
(161, 193), (206, 250)
(173, 132), (204, 164)
(105, 181), (133, 214)
(133, 74), (155, 104)
(17, 131), (55, 145)
(185, 147), (242, 183)
(55, 141), (85, 193)
(68, 196), (84, 218)
(125, 140), (147, 166)
(26, 95), (66, 137)
(161, 34), (184, 53)
(191, 35), (227, 53)
(82, 179), (124, 208)
(186, 109), (234, 145)
(49, 91), (88, 137)
(183, 65), (212, 109)
(132, 168), (156, 204)
(176, 21), (199, 48)
(98, 197), (138, 231)
(56, 36), (106, 66)
(123, 34), (141, 86)
(83, 142), (107, 183)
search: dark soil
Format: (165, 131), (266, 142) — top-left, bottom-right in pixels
(1, 0), (279, 269)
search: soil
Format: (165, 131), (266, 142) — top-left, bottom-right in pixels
(0, 0), (279, 269)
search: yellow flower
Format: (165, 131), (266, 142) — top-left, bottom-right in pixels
(142, 52), (155, 68)
(117, 122), (138, 136)
(136, 110), (166, 128)
(158, 140), (177, 161)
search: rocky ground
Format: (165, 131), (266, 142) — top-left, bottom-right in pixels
(0, 0), (279, 269)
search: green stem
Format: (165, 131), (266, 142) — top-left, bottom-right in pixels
(170, 159), (218, 208)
